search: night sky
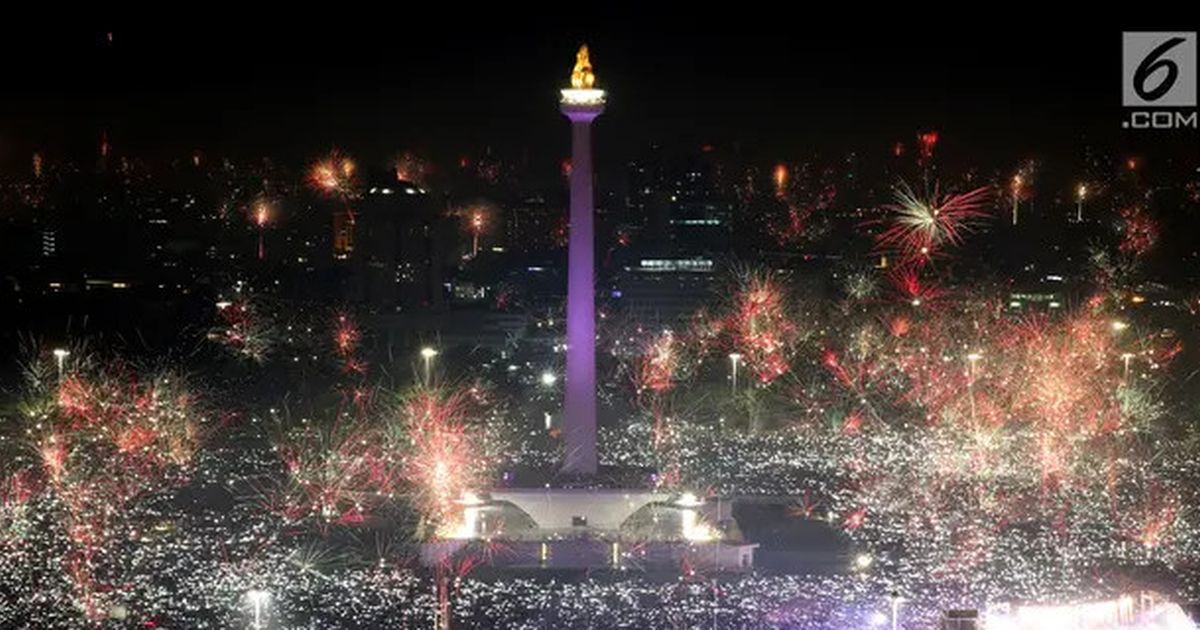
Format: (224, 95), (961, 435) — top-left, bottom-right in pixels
(0, 17), (1187, 171)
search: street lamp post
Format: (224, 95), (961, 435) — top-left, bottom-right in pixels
(253, 201), (271, 261)
(541, 371), (558, 431)
(420, 347), (439, 386)
(889, 592), (904, 630)
(1011, 174), (1023, 226)
(1076, 183), (1087, 223)
(728, 353), (742, 397)
(471, 212), (483, 258)
(246, 589), (270, 629)
(966, 352), (982, 427)
(52, 348), (70, 383)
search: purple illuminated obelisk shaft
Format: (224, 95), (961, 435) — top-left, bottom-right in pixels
(561, 102), (602, 475)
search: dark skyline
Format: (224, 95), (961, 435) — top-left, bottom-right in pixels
(0, 18), (1189, 170)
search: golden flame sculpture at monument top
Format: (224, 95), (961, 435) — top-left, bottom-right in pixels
(561, 44), (605, 107)
(571, 44), (596, 89)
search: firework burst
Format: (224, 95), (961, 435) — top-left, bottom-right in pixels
(635, 330), (683, 399)
(271, 413), (386, 529)
(392, 388), (489, 537)
(1118, 206), (1160, 257)
(9, 350), (210, 618)
(392, 151), (432, 186)
(727, 268), (801, 386)
(806, 296), (1188, 583)
(308, 150), (359, 198)
(208, 298), (276, 362)
(874, 181), (990, 264)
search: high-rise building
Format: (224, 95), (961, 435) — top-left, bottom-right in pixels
(667, 149), (732, 253)
(504, 195), (561, 254)
(40, 229), (57, 258)
(669, 200), (732, 252)
(624, 145), (733, 253)
(351, 179), (447, 311)
(332, 209), (355, 260)
(626, 145), (668, 239)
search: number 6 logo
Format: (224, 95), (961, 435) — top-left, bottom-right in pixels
(1135, 37), (1186, 101)
(1123, 32), (1197, 107)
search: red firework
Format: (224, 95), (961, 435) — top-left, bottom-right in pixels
(1118, 206), (1160, 257)
(399, 388), (488, 534)
(728, 270), (799, 385)
(887, 266), (948, 307)
(632, 330), (686, 449)
(393, 151), (432, 186)
(273, 417), (384, 528)
(772, 184), (837, 246)
(916, 130), (939, 166)
(308, 150), (358, 197)
(874, 182), (990, 264)
(332, 312), (366, 375)
(635, 331), (681, 398)
(20, 364), (209, 618)
(208, 299), (274, 362)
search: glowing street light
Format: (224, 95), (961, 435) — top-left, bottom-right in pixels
(52, 348), (69, 382)
(470, 212), (484, 258)
(1076, 183), (1088, 223)
(420, 347), (439, 385)
(1111, 320), (1129, 333)
(252, 200), (271, 260)
(1011, 174), (1023, 226)
(728, 353), (743, 397)
(855, 553), (873, 571)
(245, 589), (270, 629)
(889, 592), (905, 630)
(540, 371), (558, 387)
